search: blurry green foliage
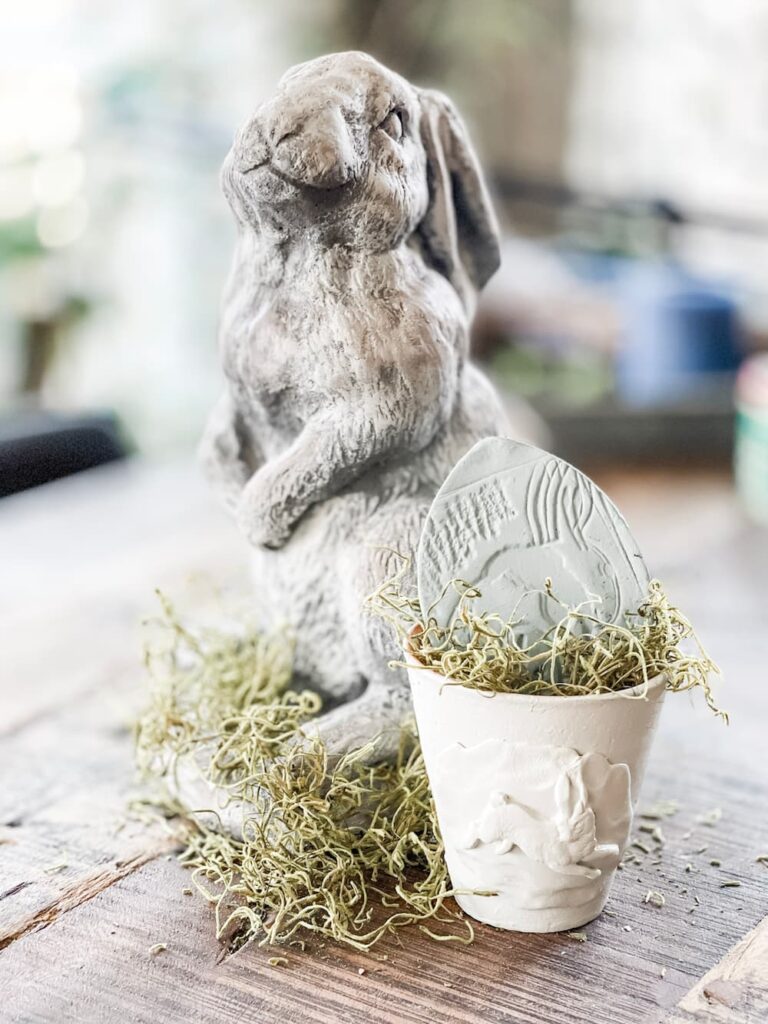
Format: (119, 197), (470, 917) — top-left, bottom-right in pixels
(0, 217), (43, 263)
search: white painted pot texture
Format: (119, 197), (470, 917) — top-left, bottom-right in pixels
(407, 647), (666, 933)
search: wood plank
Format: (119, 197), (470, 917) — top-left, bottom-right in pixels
(0, 844), (173, 950)
(665, 915), (768, 1023)
(0, 855), (697, 1024)
(0, 460), (246, 732)
(0, 680), (173, 943)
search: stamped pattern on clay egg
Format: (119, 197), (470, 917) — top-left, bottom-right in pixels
(417, 437), (650, 643)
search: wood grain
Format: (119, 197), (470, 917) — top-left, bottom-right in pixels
(1, 461), (767, 1024)
(666, 915), (768, 1023)
(0, 672), (173, 944)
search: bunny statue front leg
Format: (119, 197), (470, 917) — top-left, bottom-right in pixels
(237, 389), (447, 549)
(199, 390), (259, 514)
(237, 460), (300, 549)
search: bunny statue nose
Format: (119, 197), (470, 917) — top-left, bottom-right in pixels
(270, 105), (360, 190)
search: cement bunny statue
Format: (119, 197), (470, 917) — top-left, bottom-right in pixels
(201, 51), (509, 756)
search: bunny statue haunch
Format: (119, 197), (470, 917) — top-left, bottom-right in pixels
(200, 51), (509, 756)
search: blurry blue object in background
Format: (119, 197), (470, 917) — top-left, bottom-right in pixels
(617, 262), (742, 406)
(558, 247), (630, 286)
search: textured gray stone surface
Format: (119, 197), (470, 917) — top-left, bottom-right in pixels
(417, 438), (650, 644)
(200, 52), (509, 755)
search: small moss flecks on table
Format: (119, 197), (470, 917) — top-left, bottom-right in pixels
(268, 956), (289, 968)
(638, 824), (665, 846)
(149, 943), (167, 956)
(639, 800), (679, 821)
(720, 880), (742, 889)
(42, 860), (68, 875)
(643, 890), (666, 908)
(698, 807), (723, 827)
(567, 931), (588, 943)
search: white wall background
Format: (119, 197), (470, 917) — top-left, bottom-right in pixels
(567, 0), (768, 307)
(1, 0), (294, 451)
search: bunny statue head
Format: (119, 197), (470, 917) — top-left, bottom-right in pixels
(221, 51), (500, 309)
(199, 51), (510, 773)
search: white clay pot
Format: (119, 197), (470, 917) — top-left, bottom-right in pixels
(407, 644), (666, 933)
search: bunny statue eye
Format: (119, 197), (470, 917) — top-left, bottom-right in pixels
(378, 109), (403, 142)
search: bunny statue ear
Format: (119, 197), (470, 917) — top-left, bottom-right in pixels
(414, 89), (501, 312)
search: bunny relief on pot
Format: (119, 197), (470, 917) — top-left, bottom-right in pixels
(424, 735), (638, 931)
(200, 51), (509, 755)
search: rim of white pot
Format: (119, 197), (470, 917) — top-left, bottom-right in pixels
(404, 627), (666, 703)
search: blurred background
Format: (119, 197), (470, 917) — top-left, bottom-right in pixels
(2, 0), (768, 522)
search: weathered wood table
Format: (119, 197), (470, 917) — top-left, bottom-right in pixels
(1, 460), (767, 1024)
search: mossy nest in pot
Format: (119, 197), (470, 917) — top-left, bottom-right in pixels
(135, 575), (724, 954)
(368, 560), (725, 718)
